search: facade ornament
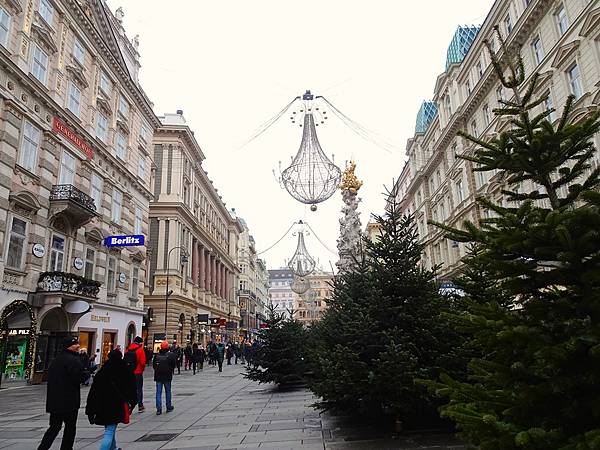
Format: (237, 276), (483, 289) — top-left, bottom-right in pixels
(114, 6), (124, 23)
(132, 34), (139, 50)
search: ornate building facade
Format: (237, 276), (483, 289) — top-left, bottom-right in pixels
(0, 0), (158, 382)
(390, 0), (600, 281)
(144, 111), (242, 349)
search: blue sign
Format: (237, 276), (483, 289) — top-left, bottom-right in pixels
(104, 235), (145, 247)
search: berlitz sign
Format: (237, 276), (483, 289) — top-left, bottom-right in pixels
(104, 235), (145, 247)
(53, 117), (94, 160)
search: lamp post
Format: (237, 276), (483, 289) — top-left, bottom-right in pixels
(164, 246), (189, 337)
(227, 286), (237, 341)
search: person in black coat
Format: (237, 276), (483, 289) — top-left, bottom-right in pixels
(154, 341), (176, 414)
(38, 336), (87, 450)
(85, 349), (136, 450)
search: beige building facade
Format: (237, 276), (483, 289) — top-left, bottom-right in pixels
(295, 270), (333, 327)
(391, 0), (600, 281)
(0, 0), (159, 382)
(144, 112), (242, 349)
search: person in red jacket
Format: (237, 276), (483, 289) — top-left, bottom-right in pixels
(125, 336), (147, 412)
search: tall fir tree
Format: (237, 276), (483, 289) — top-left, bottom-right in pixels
(425, 27), (600, 449)
(244, 304), (309, 387)
(309, 196), (467, 426)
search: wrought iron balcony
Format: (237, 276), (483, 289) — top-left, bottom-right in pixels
(37, 272), (101, 299)
(49, 184), (97, 229)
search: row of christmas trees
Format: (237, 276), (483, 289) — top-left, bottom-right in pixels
(246, 29), (600, 450)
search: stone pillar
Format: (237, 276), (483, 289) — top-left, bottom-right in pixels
(192, 240), (199, 285)
(221, 265), (226, 299)
(199, 245), (205, 289)
(211, 255), (216, 294)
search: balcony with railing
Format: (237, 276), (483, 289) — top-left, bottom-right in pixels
(36, 272), (101, 299)
(49, 184), (97, 229)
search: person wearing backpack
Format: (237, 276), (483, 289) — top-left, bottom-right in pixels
(153, 341), (176, 415)
(124, 336), (146, 412)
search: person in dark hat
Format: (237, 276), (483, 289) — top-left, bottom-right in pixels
(38, 335), (88, 450)
(85, 349), (136, 450)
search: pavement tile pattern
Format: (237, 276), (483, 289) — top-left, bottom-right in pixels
(0, 362), (464, 449)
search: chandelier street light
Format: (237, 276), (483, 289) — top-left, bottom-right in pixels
(164, 246), (189, 336)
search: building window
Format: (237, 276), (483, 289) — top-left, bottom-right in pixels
(466, 80), (472, 96)
(99, 71), (111, 95)
(444, 95), (452, 118)
(84, 248), (95, 280)
(556, 5), (568, 36)
(31, 44), (49, 85)
(116, 133), (127, 160)
(504, 13), (512, 35)
(73, 38), (85, 65)
(140, 125), (148, 142)
(138, 156), (145, 179)
(6, 217), (27, 269)
(118, 95), (129, 117)
(58, 151), (76, 185)
(111, 188), (122, 224)
(49, 234), (65, 271)
(67, 82), (81, 116)
(568, 64), (582, 99)
(134, 206), (142, 235)
(532, 35), (544, 65)
(96, 112), (108, 142)
(0, 7), (10, 48)
(19, 120), (40, 173)
(39, 0), (54, 25)
(90, 172), (103, 210)
(544, 92), (557, 122)
(470, 119), (477, 136)
(456, 179), (465, 203)
(476, 61), (483, 78)
(131, 267), (139, 300)
(107, 256), (116, 293)
(482, 104), (491, 127)
(496, 85), (504, 104)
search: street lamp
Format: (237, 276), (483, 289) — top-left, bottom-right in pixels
(164, 246), (189, 337)
(227, 286), (238, 341)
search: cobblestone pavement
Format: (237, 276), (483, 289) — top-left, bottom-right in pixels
(0, 362), (465, 449)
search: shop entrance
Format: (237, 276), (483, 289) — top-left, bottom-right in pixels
(78, 331), (95, 355)
(35, 308), (69, 382)
(101, 331), (116, 363)
(0, 300), (37, 387)
(126, 323), (136, 347)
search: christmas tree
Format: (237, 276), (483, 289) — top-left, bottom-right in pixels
(244, 304), (309, 387)
(425, 27), (600, 449)
(309, 195), (467, 426)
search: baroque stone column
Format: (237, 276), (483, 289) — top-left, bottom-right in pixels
(192, 240), (199, 285)
(199, 245), (205, 289)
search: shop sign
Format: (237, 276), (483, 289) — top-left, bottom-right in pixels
(32, 243), (45, 258)
(8, 329), (29, 336)
(90, 314), (110, 323)
(104, 235), (145, 247)
(52, 116), (94, 160)
(73, 257), (84, 270)
(153, 333), (166, 341)
(197, 314), (209, 324)
(226, 321), (237, 330)
(209, 318), (220, 326)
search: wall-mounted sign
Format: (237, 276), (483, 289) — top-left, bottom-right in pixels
(32, 244), (45, 258)
(104, 235), (145, 247)
(73, 257), (84, 270)
(118, 273), (126, 284)
(52, 116), (94, 160)
(209, 318), (220, 326)
(90, 314), (110, 323)
(197, 314), (209, 324)
(64, 300), (91, 314)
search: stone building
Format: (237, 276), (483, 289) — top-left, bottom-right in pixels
(144, 111), (242, 349)
(295, 270), (333, 327)
(0, 0), (159, 382)
(390, 0), (600, 281)
(268, 268), (294, 319)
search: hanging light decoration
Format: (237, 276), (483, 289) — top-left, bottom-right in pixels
(279, 90), (341, 211)
(288, 228), (316, 277)
(290, 276), (310, 295)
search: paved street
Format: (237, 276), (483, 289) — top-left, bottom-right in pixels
(0, 363), (464, 449)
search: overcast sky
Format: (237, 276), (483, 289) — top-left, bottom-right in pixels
(107, 0), (494, 270)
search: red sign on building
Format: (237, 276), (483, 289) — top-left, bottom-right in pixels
(52, 117), (94, 160)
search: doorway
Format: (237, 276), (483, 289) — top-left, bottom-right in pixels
(101, 331), (116, 363)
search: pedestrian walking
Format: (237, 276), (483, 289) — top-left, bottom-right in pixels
(79, 348), (91, 386)
(197, 345), (206, 370)
(154, 341), (176, 415)
(145, 345), (153, 366)
(208, 341), (217, 366)
(173, 343), (183, 374)
(191, 343), (200, 374)
(216, 341), (226, 372)
(124, 336), (147, 412)
(184, 343), (192, 371)
(85, 349), (136, 450)
(243, 341), (252, 365)
(226, 343), (234, 365)
(38, 336), (87, 450)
